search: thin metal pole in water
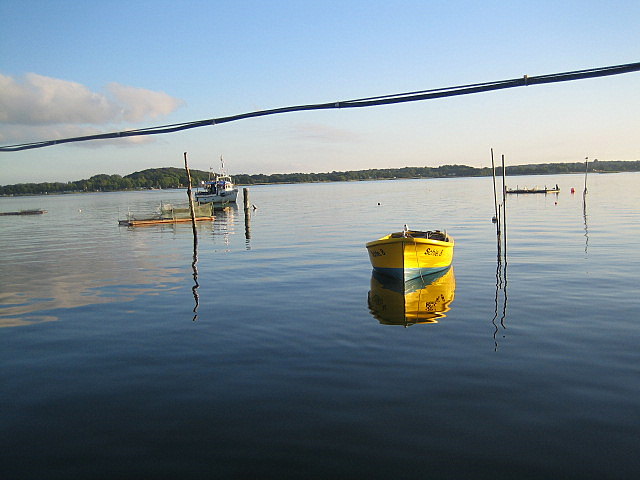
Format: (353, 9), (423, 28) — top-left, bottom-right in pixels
(583, 156), (589, 201)
(501, 154), (507, 261)
(491, 148), (501, 258)
(491, 149), (499, 219)
(582, 157), (590, 240)
(183, 152), (198, 237)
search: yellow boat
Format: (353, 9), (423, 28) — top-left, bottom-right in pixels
(368, 266), (456, 326)
(366, 227), (454, 281)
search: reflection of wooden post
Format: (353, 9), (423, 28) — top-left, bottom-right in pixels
(243, 187), (251, 239)
(191, 227), (199, 322)
(183, 152), (197, 236)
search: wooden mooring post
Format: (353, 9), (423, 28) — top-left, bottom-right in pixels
(183, 152), (198, 237)
(243, 187), (251, 239)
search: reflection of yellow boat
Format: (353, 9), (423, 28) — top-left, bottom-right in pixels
(368, 267), (456, 326)
(366, 227), (454, 281)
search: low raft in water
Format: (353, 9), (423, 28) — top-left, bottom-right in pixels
(0, 209), (47, 216)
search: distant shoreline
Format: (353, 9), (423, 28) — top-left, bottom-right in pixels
(1, 161), (638, 197)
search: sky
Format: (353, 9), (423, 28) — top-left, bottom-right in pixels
(1, 0), (639, 185)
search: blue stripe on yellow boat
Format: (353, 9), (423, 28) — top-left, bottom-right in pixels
(366, 228), (454, 282)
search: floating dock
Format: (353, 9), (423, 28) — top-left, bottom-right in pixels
(506, 188), (560, 194)
(118, 201), (214, 227)
(118, 216), (214, 227)
(0, 209), (47, 216)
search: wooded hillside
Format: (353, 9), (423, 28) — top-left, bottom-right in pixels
(2, 160), (638, 196)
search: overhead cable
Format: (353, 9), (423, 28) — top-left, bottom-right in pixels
(1, 61), (639, 152)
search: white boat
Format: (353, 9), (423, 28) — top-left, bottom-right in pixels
(195, 175), (239, 204)
(195, 157), (239, 205)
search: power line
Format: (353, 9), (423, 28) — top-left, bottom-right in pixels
(1, 61), (639, 152)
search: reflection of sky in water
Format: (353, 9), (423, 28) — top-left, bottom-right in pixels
(0, 191), (238, 326)
(2, 173), (640, 329)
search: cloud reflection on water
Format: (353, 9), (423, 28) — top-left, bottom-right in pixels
(0, 201), (240, 327)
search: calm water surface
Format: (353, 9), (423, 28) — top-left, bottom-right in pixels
(1, 173), (639, 479)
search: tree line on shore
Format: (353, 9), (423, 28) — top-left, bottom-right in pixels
(1, 160), (638, 196)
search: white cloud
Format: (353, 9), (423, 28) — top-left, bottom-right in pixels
(0, 73), (184, 126)
(106, 82), (183, 122)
